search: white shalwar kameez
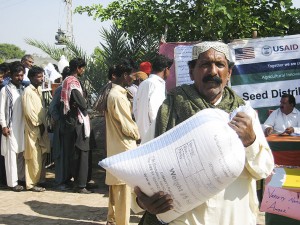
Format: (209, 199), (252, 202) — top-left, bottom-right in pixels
(0, 83), (25, 187)
(133, 74), (166, 141)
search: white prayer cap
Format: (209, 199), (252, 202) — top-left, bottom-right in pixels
(192, 41), (231, 62)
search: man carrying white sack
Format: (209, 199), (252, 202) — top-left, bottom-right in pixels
(133, 41), (274, 225)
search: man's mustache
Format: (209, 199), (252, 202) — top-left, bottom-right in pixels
(202, 75), (222, 84)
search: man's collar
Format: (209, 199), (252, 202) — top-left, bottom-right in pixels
(8, 82), (24, 90)
(112, 83), (127, 93)
(292, 107), (298, 114)
(29, 84), (41, 91)
(149, 74), (165, 82)
(214, 95), (223, 106)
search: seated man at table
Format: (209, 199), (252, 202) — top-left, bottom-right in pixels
(263, 94), (300, 136)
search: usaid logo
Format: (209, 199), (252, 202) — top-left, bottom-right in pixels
(272, 44), (299, 52)
(262, 44), (299, 56)
(261, 45), (272, 56)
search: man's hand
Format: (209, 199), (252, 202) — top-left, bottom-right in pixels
(284, 127), (294, 135)
(134, 186), (173, 215)
(229, 112), (256, 147)
(264, 127), (273, 137)
(2, 127), (10, 137)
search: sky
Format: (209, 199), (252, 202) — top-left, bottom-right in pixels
(1, 0), (300, 57)
(0, 0), (112, 57)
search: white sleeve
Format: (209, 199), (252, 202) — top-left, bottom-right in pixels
(262, 110), (277, 131)
(245, 106), (274, 179)
(135, 82), (151, 122)
(132, 93), (138, 120)
(141, 118), (156, 144)
(148, 84), (165, 124)
(292, 110), (300, 133)
(0, 88), (7, 128)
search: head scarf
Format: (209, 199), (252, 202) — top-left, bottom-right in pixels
(155, 85), (245, 136)
(192, 41), (232, 62)
(61, 76), (90, 137)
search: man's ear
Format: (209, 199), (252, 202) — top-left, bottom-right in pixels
(227, 68), (232, 81)
(163, 68), (168, 76)
(189, 69), (194, 81)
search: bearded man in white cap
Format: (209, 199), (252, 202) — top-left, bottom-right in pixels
(133, 41), (274, 225)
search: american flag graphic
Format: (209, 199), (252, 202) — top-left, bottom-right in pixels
(234, 47), (255, 60)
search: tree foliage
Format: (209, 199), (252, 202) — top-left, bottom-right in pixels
(75, 0), (300, 43)
(98, 24), (159, 67)
(85, 23), (159, 92)
(0, 43), (25, 62)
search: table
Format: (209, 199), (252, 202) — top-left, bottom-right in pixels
(266, 134), (300, 166)
(265, 134), (300, 225)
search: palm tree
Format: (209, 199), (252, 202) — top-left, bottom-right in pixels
(99, 24), (160, 66)
(25, 39), (89, 62)
(25, 23), (160, 106)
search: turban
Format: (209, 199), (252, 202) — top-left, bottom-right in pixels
(139, 61), (152, 74)
(192, 41), (231, 62)
(131, 71), (148, 81)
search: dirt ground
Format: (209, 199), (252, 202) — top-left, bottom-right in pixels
(0, 150), (142, 225)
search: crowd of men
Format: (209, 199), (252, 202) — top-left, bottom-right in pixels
(0, 56), (92, 194)
(3, 40), (300, 225)
(0, 57), (49, 192)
